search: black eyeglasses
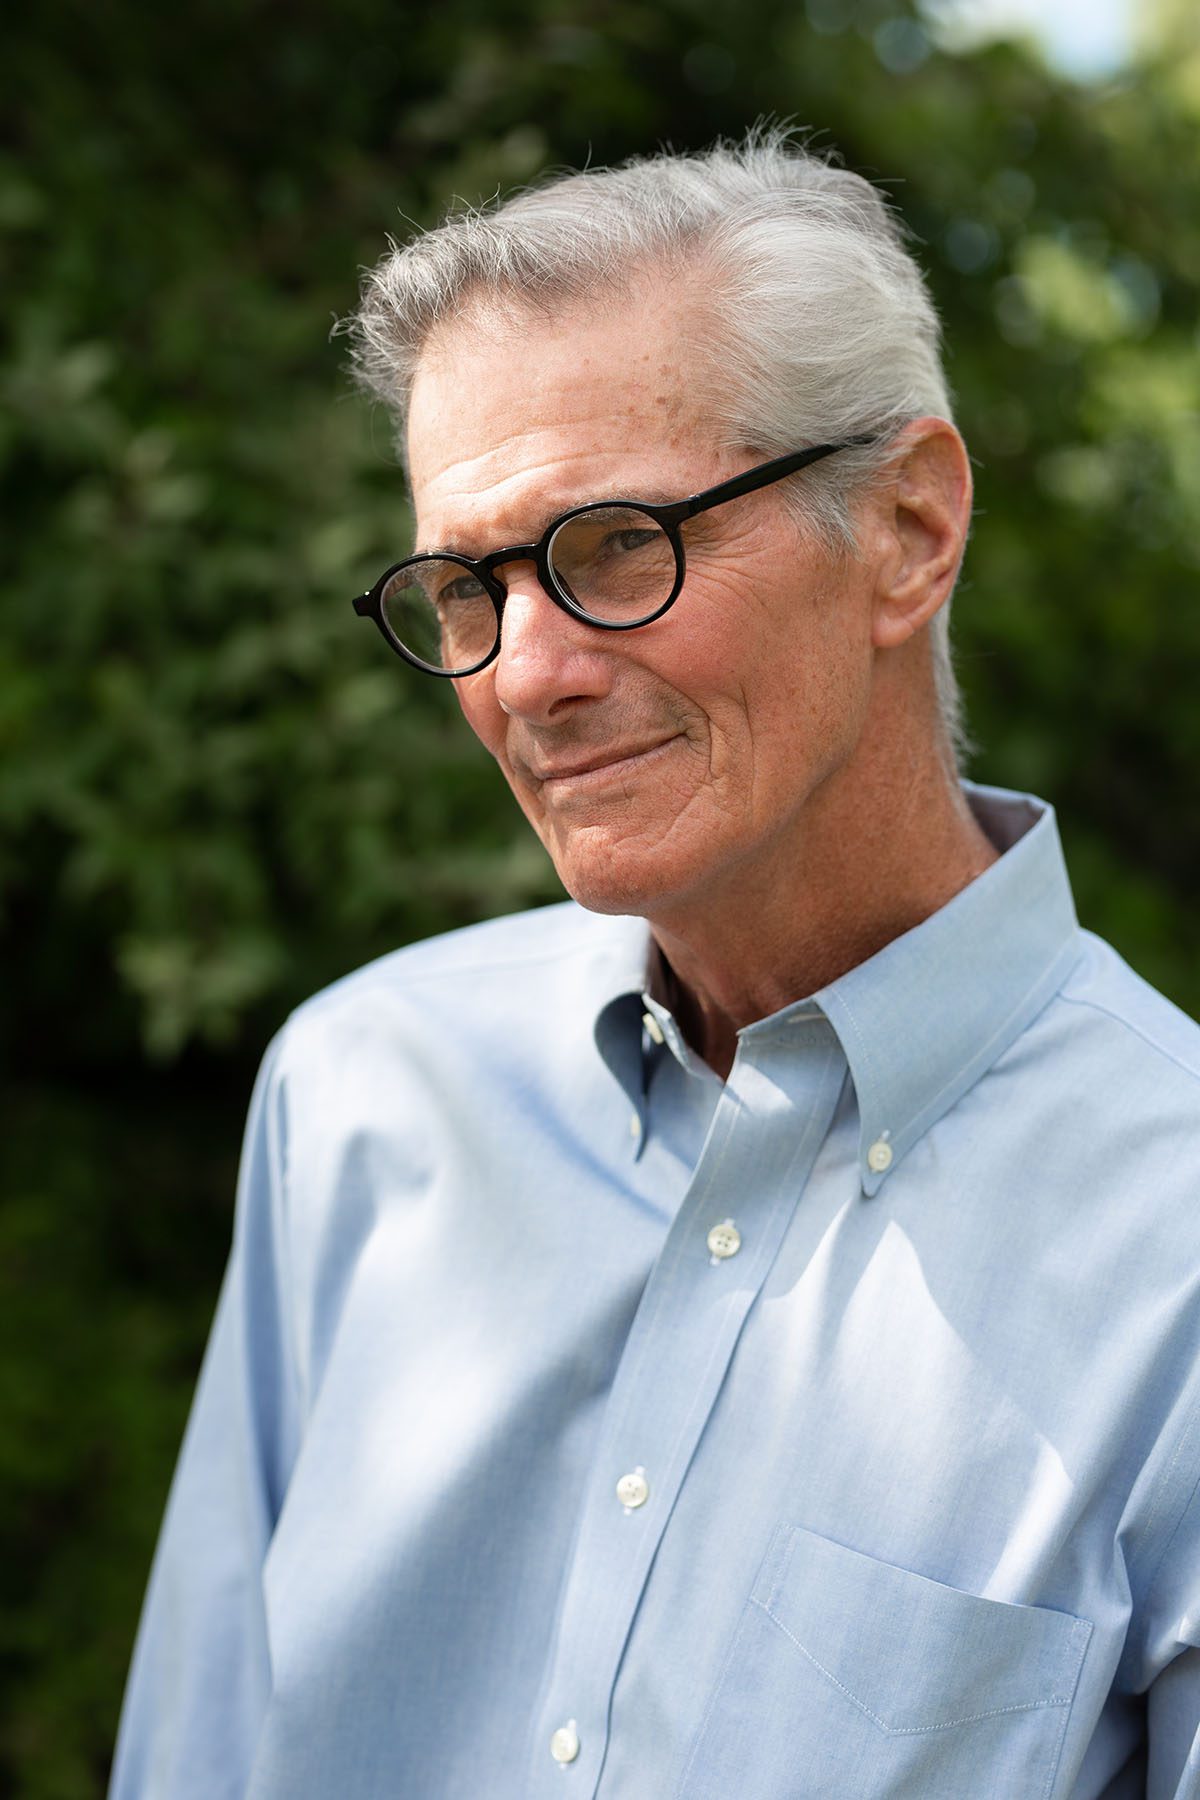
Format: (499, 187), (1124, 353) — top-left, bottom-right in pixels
(352, 438), (873, 678)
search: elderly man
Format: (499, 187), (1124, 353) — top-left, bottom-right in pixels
(112, 134), (1200, 1798)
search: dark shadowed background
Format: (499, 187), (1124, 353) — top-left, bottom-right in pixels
(3, 0), (1199, 1790)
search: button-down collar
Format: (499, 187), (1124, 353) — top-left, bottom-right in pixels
(594, 783), (1082, 1193)
(817, 782), (1081, 1193)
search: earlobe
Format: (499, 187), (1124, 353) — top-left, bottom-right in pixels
(871, 421), (972, 651)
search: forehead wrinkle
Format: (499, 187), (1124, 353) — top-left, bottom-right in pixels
(408, 297), (730, 553)
(412, 437), (610, 545)
(413, 470), (699, 557)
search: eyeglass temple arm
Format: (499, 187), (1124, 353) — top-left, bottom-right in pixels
(677, 436), (877, 522)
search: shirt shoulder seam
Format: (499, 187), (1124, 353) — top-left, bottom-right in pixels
(283, 929), (644, 1030)
(1054, 990), (1200, 1090)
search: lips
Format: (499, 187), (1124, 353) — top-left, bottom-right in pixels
(526, 738), (677, 784)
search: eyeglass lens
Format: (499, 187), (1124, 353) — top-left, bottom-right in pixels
(379, 504), (677, 673)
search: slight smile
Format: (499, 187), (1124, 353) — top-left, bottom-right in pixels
(529, 737), (682, 791)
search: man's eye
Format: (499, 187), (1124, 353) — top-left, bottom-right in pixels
(436, 574), (487, 605)
(597, 528), (660, 557)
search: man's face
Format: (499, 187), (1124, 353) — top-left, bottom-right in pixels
(406, 287), (882, 920)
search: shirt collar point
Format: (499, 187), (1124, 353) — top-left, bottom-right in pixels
(860, 1145), (899, 1197)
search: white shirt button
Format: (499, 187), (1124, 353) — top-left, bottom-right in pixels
(616, 1469), (650, 1509)
(550, 1722), (580, 1764)
(642, 1010), (665, 1045)
(706, 1220), (741, 1260)
(867, 1138), (894, 1173)
(629, 1111), (640, 1139)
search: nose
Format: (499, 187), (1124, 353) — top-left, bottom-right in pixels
(490, 563), (614, 723)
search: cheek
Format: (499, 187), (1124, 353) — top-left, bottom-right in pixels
(454, 679), (549, 832)
(455, 678), (508, 764)
(698, 581), (869, 796)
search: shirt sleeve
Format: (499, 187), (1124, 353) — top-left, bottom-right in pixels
(109, 1034), (300, 1800)
(1144, 1458), (1200, 1800)
(1147, 1649), (1200, 1797)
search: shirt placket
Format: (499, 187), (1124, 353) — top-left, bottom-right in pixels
(527, 1013), (847, 1796)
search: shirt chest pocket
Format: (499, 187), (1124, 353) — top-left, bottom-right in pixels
(677, 1525), (1092, 1800)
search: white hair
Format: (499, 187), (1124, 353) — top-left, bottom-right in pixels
(345, 127), (969, 763)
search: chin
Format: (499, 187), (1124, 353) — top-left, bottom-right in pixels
(547, 836), (704, 921)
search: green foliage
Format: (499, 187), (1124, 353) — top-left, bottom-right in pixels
(3, 0), (1199, 1791)
(0, 1081), (237, 1797)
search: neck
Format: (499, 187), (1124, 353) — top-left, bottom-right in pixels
(647, 738), (997, 1081)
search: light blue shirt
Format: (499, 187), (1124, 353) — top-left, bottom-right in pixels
(111, 784), (1200, 1799)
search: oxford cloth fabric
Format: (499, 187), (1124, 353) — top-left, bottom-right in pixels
(110, 783), (1200, 1799)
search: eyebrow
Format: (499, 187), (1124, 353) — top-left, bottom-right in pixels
(414, 486), (690, 558)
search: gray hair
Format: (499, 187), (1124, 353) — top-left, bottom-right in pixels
(345, 127), (968, 764)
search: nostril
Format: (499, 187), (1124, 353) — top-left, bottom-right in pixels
(491, 601), (614, 724)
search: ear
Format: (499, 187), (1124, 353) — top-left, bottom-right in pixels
(867, 420), (973, 651)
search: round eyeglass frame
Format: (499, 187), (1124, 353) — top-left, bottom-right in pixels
(352, 438), (874, 678)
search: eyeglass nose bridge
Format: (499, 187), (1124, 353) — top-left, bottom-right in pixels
(476, 541), (544, 598)
(473, 544), (601, 645)
(479, 513), (687, 638)
(475, 540), (581, 624)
